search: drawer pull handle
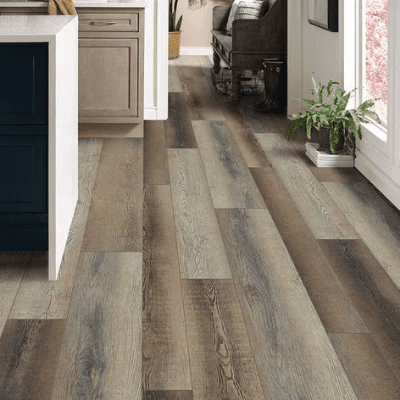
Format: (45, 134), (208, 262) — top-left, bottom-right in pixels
(90, 21), (117, 25)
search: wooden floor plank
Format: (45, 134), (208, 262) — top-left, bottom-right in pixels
(216, 208), (357, 399)
(256, 133), (359, 239)
(165, 93), (198, 149)
(168, 149), (231, 279)
(193, 120), (266, 209)
(221, 103), (271, 168)
(182, 279), (265, 400)
(145, 390), (193, 400)
(323, 181), (400, 290)
(82, 139), (143, 252)
(9, 252), (53, 319)
(144, 121), (170, 185)
(51, 252), (142, 400)
(0, 252), (30, 336)
(46, 138), (103, 318)
(329, 333), (400, 399)
(178, 67), (225, 121)
(0, 319), (66, 400)
(168, 64), (183, 93)
(318, 239), (400, 381)
(142, 185), (191, 391)
(250, 167), (368, 334)
(238, 96), (286, 134)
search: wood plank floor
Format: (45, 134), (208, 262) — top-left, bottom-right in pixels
(1, 56), (400, 399)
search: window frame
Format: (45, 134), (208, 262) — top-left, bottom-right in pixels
(355, 0), (396, 159)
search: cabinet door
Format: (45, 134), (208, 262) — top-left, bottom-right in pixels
(0, 44), (48, 124)
(78, 38), (140, 122)
(0, 134), (47, 213)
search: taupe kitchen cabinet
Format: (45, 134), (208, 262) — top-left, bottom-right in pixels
(77, 8), (144, 123)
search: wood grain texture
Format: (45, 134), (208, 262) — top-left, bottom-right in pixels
(255, 133), (359, 239)
(145, 391), (193, 400)
(318, 239), (400, 381)
(239, 98), (286, 134)
(250, 167), (368, 334)
(182, 279), (264, 400)
(165, 93), (198, 149)
(329, 333), (400, 399)
(222, 103), (271, 168)
(168, 149), (231, 279)
(199, 61), (269, 169)
(82, 138), (143, 251)
(216, 208), (357, 399)
(144, 121), (170, 185)
(51, 252), (142, 400)
(142, 185), (191, 391)
(193, 120), (266, 209)
(178, 67), (225, 121)
(9, 252), (53, 319)
(168, 64), (183, 93)
(0, 252), (31, 336)
(0, 319), (66, 400)
(323, 181), (400, 290)
(46, 138), (103, 318)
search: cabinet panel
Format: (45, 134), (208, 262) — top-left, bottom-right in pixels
(79, 38), (139, 121)
(0, 134), (47, 213)
(79, 13), (139, 32)
(0, 43), (48, 124)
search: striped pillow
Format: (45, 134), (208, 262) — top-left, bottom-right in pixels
(226, 0), (269, 35)
(235, 1), (269, 22)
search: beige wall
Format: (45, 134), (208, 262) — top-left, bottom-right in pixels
(176, 0), (232, 48)
(301, 0), (344, 102)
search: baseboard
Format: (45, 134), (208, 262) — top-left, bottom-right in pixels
(355, 151), (400, 211)
(180, 46), (213, 56)
(79, 123), (143, 138)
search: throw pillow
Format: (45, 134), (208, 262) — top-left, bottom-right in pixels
(225, 0), (268, 36)
(225, 0), (243, 35)
(234, 0), (269, 23)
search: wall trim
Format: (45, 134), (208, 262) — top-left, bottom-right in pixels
(180, 46), (213, 56)
(287, 0), (303, 115)
(356, 152), (400, 210)
(144, 107), (158, 120)
(156, 0), (169, 120)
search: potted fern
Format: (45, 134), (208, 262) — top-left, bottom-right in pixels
(169, 0), (183, 59)
(287, 78), (380, 154)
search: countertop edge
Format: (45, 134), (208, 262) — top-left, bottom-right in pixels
(0, 1), (147, 8)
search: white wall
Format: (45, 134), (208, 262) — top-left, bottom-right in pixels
(301, 0), (343, 102)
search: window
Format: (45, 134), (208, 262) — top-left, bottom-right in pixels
(361, 0), (388, 128)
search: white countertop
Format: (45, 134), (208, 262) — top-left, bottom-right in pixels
(0, 0), (146, 7)
(0, 15), (77, 41)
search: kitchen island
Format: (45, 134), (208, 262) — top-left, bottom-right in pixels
(0, 15), (78, 280)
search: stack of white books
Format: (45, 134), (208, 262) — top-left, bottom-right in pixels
(305, 142), (354, 168)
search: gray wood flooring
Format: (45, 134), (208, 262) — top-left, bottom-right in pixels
(1, 56), (400, 399)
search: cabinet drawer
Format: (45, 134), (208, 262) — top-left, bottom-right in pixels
(79, 13), (139, 32)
